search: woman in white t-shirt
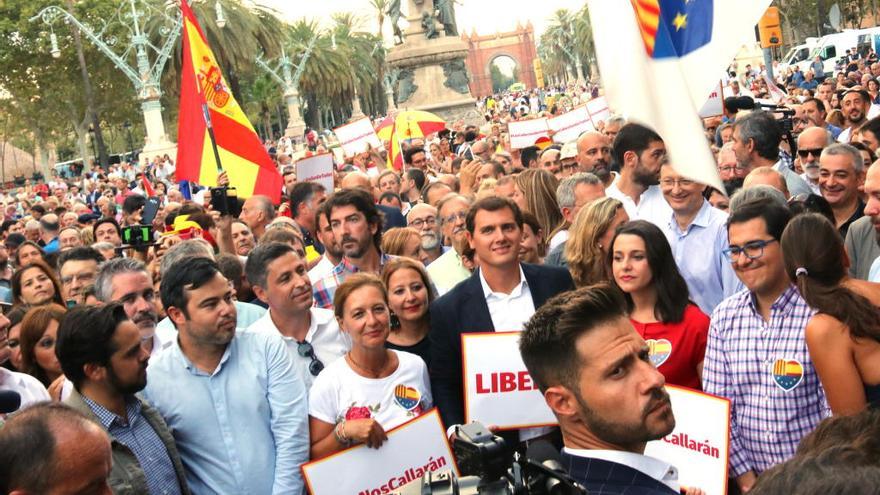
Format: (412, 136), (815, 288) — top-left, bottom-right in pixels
(308, 273), (432, 460)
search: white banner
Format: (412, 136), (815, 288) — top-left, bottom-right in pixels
(508, 118), (550, 149)
(645, 385), (731, 495)
(462, 332), (557, 429)
(295, 153), (334, 192)
(302, 409), (456, 495)
(334, 117), (382, 157)
(586, 96), (611, 126)
(548, 106), (595, 143)
(699, 81), (724, 118)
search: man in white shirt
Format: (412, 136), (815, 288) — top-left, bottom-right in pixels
(604, 123), (672, 223)
(307, 202), (343, 282)
(246, 242), (349, 390)
(796, 126), (831, 195)
(520, 284), (680, 495)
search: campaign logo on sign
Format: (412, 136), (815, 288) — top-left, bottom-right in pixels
(394, 385), (422, 411)
(771, 359), (804, 392)
(647, 339), (672, 367)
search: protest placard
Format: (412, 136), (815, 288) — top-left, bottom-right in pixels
(548, 106), (595, 143)
(645, 385), (731, 495)
(586, 96), (611, 126)
(461, 332), (557, 430)
(302, 409), (456, 495)
(334, 117), (382, 157)
(295, 153), (334, 192)
(699, 81), (724, 118)
(508, 118), (550, 149)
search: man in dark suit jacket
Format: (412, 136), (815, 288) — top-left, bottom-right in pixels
(429, 196), (574, 430)
(519, 284), (681, 495)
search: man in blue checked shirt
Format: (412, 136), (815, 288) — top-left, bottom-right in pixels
(703, 198), (830, 493)
(145, 257), (309, 494)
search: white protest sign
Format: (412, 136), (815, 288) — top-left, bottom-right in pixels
(645, 385), (731, 495)
(548, 106), (595, 143)
(586, 96), (611, 126)
(508, 118), (550, 149)
(462, 332), (557, 430)
(699, 81), (724, 118)
(295, 153), (334, 192)
(334, 117), (383, 157)
(302, 409), (456, 495)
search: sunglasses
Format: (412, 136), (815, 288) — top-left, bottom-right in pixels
(297, 340), (324, 376)
(797, 148), (824, 159)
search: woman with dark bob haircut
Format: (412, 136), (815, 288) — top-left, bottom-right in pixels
(608, 220), (709, 389)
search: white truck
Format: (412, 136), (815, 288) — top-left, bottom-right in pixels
(797, 28), (880, 75)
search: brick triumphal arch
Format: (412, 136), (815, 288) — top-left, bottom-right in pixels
(462, 22), (538, 98)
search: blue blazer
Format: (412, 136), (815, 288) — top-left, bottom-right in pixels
(560, 452), (680, 495)
(428, 263), (574, 429)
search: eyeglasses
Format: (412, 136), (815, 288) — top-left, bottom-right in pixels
(659, 178), (696, 188)
(297, 340), (324, 376)
(722, 239), (777, 263)
(718, 165), (748, 173)
(409, 216), (437, 229)
(561, 163), (579, 171)
(797, 148), (824, 159)
(441, 211), (467, 225)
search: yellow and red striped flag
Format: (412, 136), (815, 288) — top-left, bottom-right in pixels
(175, 0), (282, 203)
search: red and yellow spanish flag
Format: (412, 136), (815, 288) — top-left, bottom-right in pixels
(175, 0), (282, 203)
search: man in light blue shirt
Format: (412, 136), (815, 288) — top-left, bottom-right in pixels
(145, 257), (309, 495)
(654, 160), (741, 315)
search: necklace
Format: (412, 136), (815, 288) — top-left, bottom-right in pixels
(347, 351), (390, 379)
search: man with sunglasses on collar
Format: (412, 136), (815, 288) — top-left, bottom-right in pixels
(246, 242), (349, 390)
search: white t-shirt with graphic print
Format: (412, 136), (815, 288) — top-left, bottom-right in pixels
(308, 350), (432, 431)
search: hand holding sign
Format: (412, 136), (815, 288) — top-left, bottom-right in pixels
(345, 418), (388, 449)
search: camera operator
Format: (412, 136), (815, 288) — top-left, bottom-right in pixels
(520, 284), (703, 495)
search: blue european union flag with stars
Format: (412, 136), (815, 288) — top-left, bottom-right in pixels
(650, 0), (714, 59)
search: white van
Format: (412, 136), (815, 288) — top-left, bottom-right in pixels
(797, 28), (880, 75)
(780, 38), (818, 70)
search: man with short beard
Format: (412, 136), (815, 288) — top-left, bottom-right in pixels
(57, 304), (190, 495)
(520, 285), (679, 494)
(796, 126), (831, 194)
(95, 258), (165, 357)
(426, 194), (472, 295)
(407, 203), (443, 266)
(576, 131), (613, 185)
(312, 189), (392, 309)
(231, 219), (256, 257)
(838, 89), (871, 143)
(308, 203), (343, 282)
(604, 124), (672, 222)
(717, 142), (746, 194)
(731, 111), (813, 197)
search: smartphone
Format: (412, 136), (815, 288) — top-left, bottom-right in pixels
(141, 197), (161, 225)
(122, 225), (153, 247)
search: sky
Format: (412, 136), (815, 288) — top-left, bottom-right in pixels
(259, 0), (586, 41)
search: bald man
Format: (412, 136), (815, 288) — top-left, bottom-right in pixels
(796, 126), (832, 194)
(239, 195), (275, 239)
(576, 131), (613, 185)
(744, 166), (790, 199)
(340, 171), (406, 231)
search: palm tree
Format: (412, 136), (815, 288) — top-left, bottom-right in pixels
(539, 7), (596, 84)
(368, 0), (388, 38)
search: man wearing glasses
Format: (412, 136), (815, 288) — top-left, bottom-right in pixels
(247, 242), (349, 391)
(795, 126), (831, 195)
(407, 203), (444, 266)
(703, 198), (829, 494)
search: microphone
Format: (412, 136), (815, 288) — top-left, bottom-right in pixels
(0, 390), (22, 414)
(525, 440), (584, 495)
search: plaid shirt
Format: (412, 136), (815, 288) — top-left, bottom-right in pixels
(82, 395), (183, 495)
(312, 253), (395, 309)
(702, 285), (830, 477)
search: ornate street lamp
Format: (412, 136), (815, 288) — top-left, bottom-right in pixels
(254, 32), (318, 139)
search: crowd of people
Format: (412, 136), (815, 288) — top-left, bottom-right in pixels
(0, 56), (879, 495)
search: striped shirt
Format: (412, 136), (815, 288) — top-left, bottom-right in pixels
(702, 285), (830, 477)
(312, 253), (394, 309)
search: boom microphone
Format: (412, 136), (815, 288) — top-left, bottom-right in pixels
(0, 390), (22, 414)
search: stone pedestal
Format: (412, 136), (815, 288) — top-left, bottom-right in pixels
(140, 97), (177, 163)
(284, 90), (306, 140)
(386, 8), (480, 125)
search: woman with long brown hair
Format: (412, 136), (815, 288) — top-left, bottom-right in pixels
(382, 258), (436, 366)
(781, 213), (880, 413)
(19, 304), (67, 387)
(12, 261), (65, 307)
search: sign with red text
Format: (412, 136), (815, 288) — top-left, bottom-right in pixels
(548, 106), (595, 143)
(295, 153), (334, 192)
(644, 386), (731, 495)
(508, 118), (550, 149)
(698, 81), (724, 118)
(586, 96), (611, 126)
(302, 408), (457, 495)
(334, 117), (382, 157)
(462, 332), (557, 429)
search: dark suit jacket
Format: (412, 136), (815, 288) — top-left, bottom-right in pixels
(377, 204), (406, 232)
(561, 452), (679, 495)
(429, 262), (574, 429)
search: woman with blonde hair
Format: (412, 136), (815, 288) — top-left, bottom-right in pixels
(380, 227), (422, 263)
(513, 169), (563, 240)
(563, 197), (629, 287)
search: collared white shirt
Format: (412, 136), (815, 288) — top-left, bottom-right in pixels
(307, 255), (336, 283)
(563, 447), (680, 492)
(605, 182), (672, 223)
(247, 307), (350, 391)
(479, 265), (535, 332)
(0, 367), (50, 410)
